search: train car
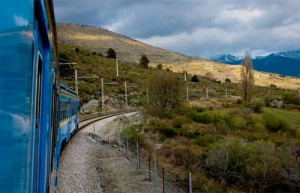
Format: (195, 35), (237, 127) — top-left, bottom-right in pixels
(54, 81), (80, 169)
(0, 0), (79, 192)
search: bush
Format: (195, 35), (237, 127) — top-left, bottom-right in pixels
(75, 47), (80, 52)
(160, 127), (177, 138)
(282, 92), (300, 105)
(263, 111), (292, 132)
(196, 134), (217, 146)
(225, 78), (231, 83)
(123, 125), (143, 142)
(107, 48), (116, 59)
(206, 138), (250, 182)
(191, 75), (199, 82)
(247, 100), (265, 113)
(157, 63), (163, 70)
(192, 111), (221, 124)
(244, 141), (285, 189)
(232, 116), (247, 130)
(172, 116), (188, 128)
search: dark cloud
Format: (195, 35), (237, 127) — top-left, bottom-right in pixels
(53, 0), (300, 57)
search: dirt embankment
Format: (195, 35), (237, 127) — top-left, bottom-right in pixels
(56, 114), (184, 193)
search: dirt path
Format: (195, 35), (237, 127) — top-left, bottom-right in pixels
(56, 113), (184, 193)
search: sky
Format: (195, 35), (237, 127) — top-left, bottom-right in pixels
(53, 0), (300, 58)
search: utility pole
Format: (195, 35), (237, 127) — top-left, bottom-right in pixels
(206, 88), (209, 99)
(116, 55), (119, 77)
(147, 84), (149, 106)
(184, 63), (187, 81)
(75, 70), (78, 95)
(125, 81), (128, 108)
(101, 78), (105, 113)
(187, 86), (189, 101)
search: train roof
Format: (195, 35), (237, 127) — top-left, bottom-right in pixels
(59, 81), (79, 99)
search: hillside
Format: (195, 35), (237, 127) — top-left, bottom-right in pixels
(56, 23), (300, 90)
(57, 23), (192, 63)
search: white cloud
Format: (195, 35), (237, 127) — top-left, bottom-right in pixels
(215, 6), (263, 25)
(14, 15), (29, 26)
(54, 0), (300, 57)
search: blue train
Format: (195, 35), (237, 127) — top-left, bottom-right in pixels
(0, 0), (80, 192)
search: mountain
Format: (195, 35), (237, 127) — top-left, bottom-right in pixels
(274, 50), (300, 59)
(211, 50), (300, 77)
(56, 23), (192, 64)
(210, 54), (241, 64)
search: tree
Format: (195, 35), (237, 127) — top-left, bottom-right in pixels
(191, 75), (199, 82)
(157, 63), (163, 70)
(140, 55), (149, 68)
(148, 71), (183, 117)
(107, 48), (116, 59)
(240, 50), (254, 103)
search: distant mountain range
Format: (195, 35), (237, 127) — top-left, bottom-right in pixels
(210, 50), (300, 77)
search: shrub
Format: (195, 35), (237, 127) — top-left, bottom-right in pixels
(140, 55), (149, 68)
(225, 78), (231, 83)
(75, 47), (80, 52)
(191, 75), (199, 82)
(206, 138), (250, 182)
(263, 111), (292, 132)
(244, 141), (285, 189)
(236, 98), (243, 104)
(123, 125), (143, 142)
(232, 116), (247, 130)
(160, 127), (177, 138)
(196, 134), (217, 146)
(107, 48), (116, 59)
(247, 100), (265, 113)
(157, 63), (163, 70)
(172, 116), (188, 128)
(282, 92), (300, 105)
(176, 128), (201, 138)
(91, 51), (96, 55)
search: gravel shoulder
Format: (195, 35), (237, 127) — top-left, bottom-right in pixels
(56, 113), (184, 193)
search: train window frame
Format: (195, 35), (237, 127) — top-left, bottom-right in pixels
(34, 50), (43, 191)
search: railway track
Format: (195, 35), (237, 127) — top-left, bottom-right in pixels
(78, 109), (138, 130)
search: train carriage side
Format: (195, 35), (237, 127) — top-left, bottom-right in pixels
(55, 82), (79, 167)
(0, 0), (59, 192)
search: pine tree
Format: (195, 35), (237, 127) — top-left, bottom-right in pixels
(140, 55), (149, 68)
(107, 48), (116, 59)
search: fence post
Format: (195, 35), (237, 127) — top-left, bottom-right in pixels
(154, 156), (157, 193)
(189, 172), (192, 193)
(136, 140), (140, 169)
(206, 88), (209, 99)
(93, 123), (95, 134)
(148, 153), (151, 182)
(163, 167), (165, 193)
(126, 136), (128, 154)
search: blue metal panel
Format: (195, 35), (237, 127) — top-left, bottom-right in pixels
(0, 1), (34, 192)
